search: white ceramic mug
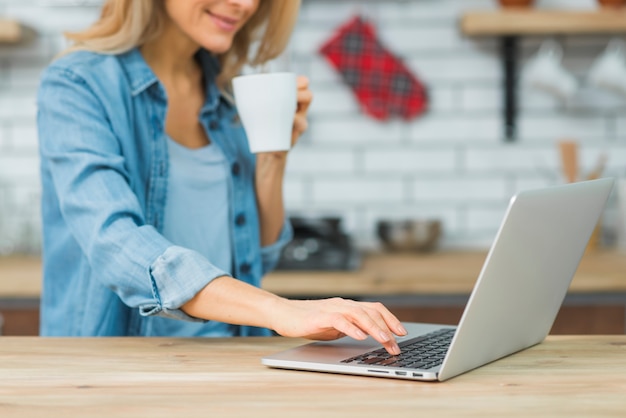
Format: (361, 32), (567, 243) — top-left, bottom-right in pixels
(232, 72), (297, 153)
(523, 40), (579, 101)
(587, 39), (626, 98)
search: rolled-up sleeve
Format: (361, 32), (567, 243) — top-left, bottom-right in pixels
(145, 246), (230, 321)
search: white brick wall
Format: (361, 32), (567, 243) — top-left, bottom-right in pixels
(0, 0), (625, 254)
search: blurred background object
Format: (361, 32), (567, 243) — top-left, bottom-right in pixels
(275, 216), (360, 271)
(497, 0), (536, 8)
(377, 219), (442, 253)
(555, 140), (609, 252)
(1, 0), (626, 255)
(586, 153), (608, 181)
(596, 0), (626, 8)
(558, 140), (580, 183)
(0, 18), (36, 45)
(523, 39), (579, 102)
(0, 18), (21, 44)
(587, 38), (626, 98)
(617, 179), (626, 252)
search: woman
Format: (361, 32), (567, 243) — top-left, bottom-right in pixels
(37, 0), (405, 355)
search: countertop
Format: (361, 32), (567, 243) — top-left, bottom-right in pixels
(2, 250), (626, 299)
(0, 336), (625, 417)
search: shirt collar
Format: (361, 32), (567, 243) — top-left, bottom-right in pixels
(117, 48), (159, 96)
(118, 48), (228, 113)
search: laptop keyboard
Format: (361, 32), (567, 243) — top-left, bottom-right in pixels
(340, 328), (455, 370)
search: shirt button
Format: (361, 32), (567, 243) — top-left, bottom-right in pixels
(231, 162), (240, 176)
(235, 213), (246, 226)
(240, 263), (251, 274)
(209, 120), (219, 130)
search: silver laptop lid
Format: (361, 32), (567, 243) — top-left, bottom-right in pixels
(438, 178), (614, 381)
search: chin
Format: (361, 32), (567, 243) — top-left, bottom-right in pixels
(197, 34), (235, 54)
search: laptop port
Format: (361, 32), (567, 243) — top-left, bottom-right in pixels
(412, 373), (423, 377)
(395, 371), (407, 376)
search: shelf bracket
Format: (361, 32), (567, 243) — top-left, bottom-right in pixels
(501, 36), (518, 142)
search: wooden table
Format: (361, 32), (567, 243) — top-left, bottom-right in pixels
(0, 336), (624, 417)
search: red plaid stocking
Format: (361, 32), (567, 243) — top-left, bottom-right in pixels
(319, 16), (428, 121)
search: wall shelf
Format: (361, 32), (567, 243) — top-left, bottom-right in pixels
(460, 10), (626, 142)
(462, 10), (626, 36)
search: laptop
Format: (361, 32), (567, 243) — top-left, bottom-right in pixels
(262, 178), (615, 381)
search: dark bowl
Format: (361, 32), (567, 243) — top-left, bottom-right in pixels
(376, 219), (442, 252)
(497, 0), (535, 7)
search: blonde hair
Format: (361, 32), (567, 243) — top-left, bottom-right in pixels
(63, 0), (301, 89)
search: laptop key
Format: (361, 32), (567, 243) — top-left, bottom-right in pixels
(360, 357), (387, 365)
(340, 328), (455, 368)
(408, 362), (427, 369)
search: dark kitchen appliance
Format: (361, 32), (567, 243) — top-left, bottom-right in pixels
(275, 216), (361, 271)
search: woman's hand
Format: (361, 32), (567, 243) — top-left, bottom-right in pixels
(183, 276), (406, 356)
(269, 297), (408, 355)
(291, 75), (313, 146)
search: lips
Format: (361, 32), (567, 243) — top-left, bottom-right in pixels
(207, 11), (239, 32)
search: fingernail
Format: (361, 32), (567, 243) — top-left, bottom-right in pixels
(391, 343), (401, 355)
(397, 324), (407, 335)
(379, 331), (390, 343)
(355, 329), (367, 339)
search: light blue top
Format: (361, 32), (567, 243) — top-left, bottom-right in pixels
(36, 48), (292, 336)
(156, 137), (235, 336)
(162, 137), (233, 275)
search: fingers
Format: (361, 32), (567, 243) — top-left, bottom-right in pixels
(346, 303), (402, 355)
(367, 301), (408, 337)
(290, 76), (312, 146)
(297, 75), (309, 89)
(296, 75), (313, 114)
(328, 313), (368, 341)
(319, 298), (403, 355)
(279, 297), (405, 356)
(292, 114), (308, 135)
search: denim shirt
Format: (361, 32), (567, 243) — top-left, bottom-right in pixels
(36, 48), (292, 336)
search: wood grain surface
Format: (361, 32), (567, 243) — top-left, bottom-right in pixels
(461, 10), (626, 36)
(0, 336), (624, 417)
